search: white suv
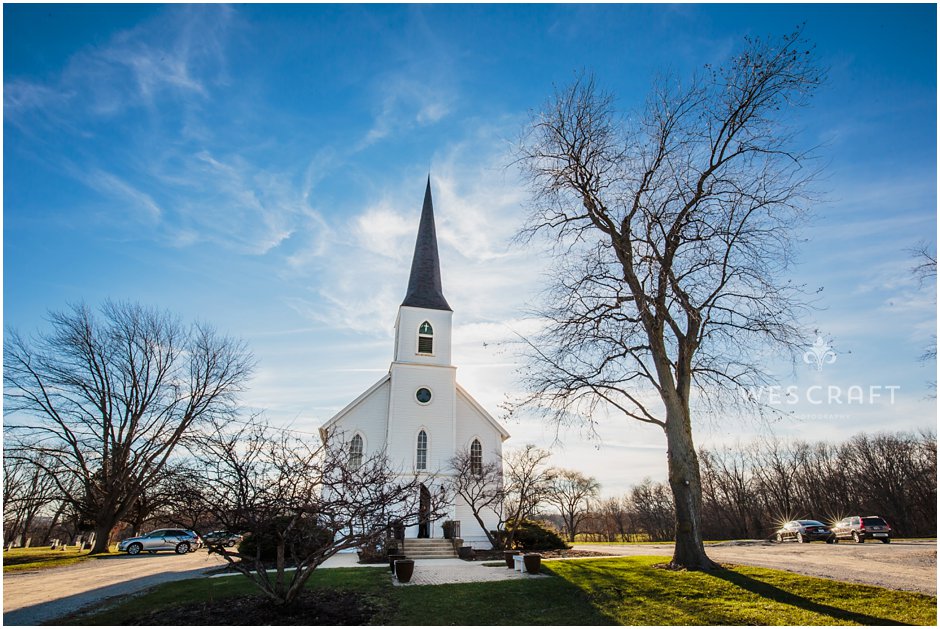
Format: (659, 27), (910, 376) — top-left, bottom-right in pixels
(118, 529), (202, 555)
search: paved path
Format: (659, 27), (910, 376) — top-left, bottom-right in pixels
(208, 554), (547, 586)
(3, 550), (227, 626)
(572, 540), (937, 595)
(389, 558), (547, 586)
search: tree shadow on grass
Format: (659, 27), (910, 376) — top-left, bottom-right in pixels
(710, 566), (910, 626)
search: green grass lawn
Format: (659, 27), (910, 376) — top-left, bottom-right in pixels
(548, 557), (936, 625)
(574, 540), (733, 546)
(63, 556), (936, 626)
(3, 546), (118, 573)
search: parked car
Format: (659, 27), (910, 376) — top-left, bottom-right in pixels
(118, 529), (202, 555)
(774, 520), (835, 543)
(202, 531), (243, 547)
(831, 516), (892, 543)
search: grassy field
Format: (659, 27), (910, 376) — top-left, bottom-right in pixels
(573, 540), (732, 546)
(2, 546), (118, 573)
(63, 556), (936, 626)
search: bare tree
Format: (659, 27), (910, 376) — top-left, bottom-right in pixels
(123, 464), (209, 535)
(910, 241), (937, 394)
(4, 301), (254, 553)
(546, 468), (600, 542)
(3, 451), (61, 546)
(501, 445), (555, 549)
(189, 417), (446, 606)
(694, 430), (937, 540)
(512, 30), (823, 569)
(449, 444), (555, 550)
(699, 446), (760, 539)
(629, 479), (676, 542)
(595, 495), (633, 542)
(449, 449), (505, 549)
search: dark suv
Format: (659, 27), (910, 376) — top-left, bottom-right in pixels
(832, 516), (892, 543)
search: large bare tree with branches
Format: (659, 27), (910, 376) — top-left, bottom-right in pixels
(189, 417), (446, 606)
(513, 30), (824, 569)
(4, 301), (253, 553)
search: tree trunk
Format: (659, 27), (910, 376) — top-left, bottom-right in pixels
(470, 508), (502, 550)
(89, 519), (116, 554)
(664, 405), (717, 570)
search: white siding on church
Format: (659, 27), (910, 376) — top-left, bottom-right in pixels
(454, 389), (505, 546)
(455, 497), (500, 549)
(386, 362), (456, 474)
(395, 306), (453, 366)
(326, 378), (390, 458)
(455, 391), (502, 465)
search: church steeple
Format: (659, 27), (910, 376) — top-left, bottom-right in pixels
(401, 178), (451, 311)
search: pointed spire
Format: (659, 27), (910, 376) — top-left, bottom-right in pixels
(401, 177), (451, 311)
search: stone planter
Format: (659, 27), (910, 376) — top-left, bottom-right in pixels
(523, 553), (542, 574)
(388, 553), (406, 573)
(458, 546), (473, 560)
(503, 550), (519, 569)
(395, 559), (415, 583)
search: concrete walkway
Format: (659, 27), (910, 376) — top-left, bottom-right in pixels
(388, 558), (548, 586)
(212, 553), (550, 587)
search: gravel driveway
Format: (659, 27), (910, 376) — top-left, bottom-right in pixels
(573, 540), (937, 595)
(3, 550), (227, 625)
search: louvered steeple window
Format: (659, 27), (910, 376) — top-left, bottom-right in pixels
(418, 321), (434, 354)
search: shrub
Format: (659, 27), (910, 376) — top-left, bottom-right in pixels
(237, 515), (333, 562)
(505, 519), (568, 551)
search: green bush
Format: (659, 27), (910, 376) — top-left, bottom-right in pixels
(236, 515), (333, 562)
(505, 519), (568, 551)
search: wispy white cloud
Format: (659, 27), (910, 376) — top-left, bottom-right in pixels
(360, 76), (453, 148)
(354, 201), (416, 261)
(81, 168), (164, 223)
(6, 6), (335, 259)
(9, 6), (230, 119)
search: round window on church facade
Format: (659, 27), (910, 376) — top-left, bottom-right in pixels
(415, 387), (432, 404)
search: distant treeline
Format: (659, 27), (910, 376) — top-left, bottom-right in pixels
(567, 430), (937, 541)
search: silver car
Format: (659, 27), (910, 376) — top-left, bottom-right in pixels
(118, 529), (201, 555)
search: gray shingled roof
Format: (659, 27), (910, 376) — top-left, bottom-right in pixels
(401, 178), (452, 311)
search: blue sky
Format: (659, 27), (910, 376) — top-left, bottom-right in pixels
(4, 4), (937, 495)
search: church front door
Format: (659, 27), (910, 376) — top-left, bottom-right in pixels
(418, 484), (431, 538)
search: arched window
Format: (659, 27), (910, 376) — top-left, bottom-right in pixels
(416, 430), (428, 470)
(418, 321), (433, 354)
(349, 434), (363, 468)
(470, 439), (483, 476)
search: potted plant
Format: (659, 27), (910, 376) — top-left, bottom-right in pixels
(458, 545), (474, 560)
(395, 559), (415, 583)
(388, 552), (406, 573)
(503, 549), (519, 569)
(523, 553), (542, 574)
(442, 520), (456, 539)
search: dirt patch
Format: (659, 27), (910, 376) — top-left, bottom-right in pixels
(125, 589), (383, 625)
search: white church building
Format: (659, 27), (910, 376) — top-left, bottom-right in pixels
(319, 179), (510, 547)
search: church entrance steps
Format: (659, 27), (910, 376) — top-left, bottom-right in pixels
(400, 539), (457, 559)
